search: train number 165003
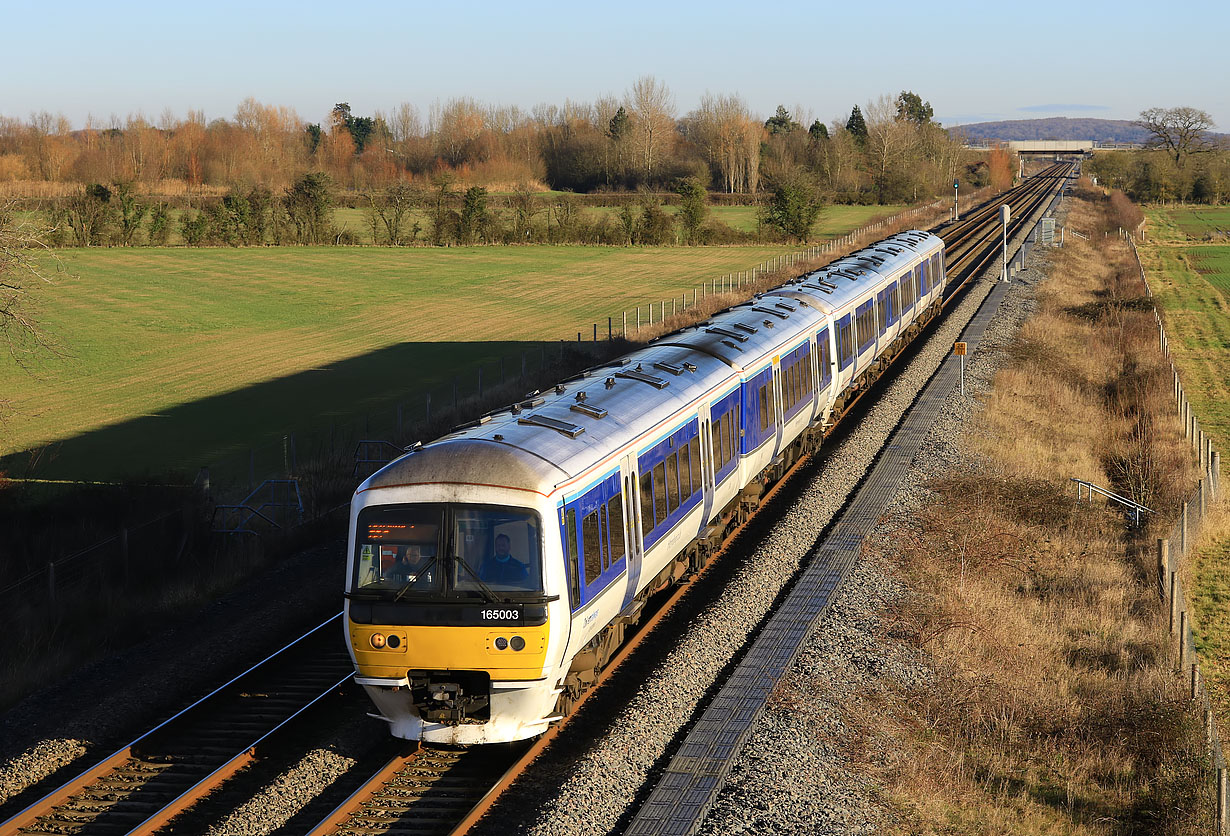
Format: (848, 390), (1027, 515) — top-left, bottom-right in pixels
(481, 609), (521, 621)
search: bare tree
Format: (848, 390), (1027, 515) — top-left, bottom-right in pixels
(1, 206), (57, 376)
(1136, 107), (1216, 166)
(687, 93), (761, 192)
(626, 75), (676, 183)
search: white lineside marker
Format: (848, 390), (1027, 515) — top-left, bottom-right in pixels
(1001, 204), (1011, 283)
(954, 342), (968, 396)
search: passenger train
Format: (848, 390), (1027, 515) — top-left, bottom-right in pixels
(344, 230), (947, 743)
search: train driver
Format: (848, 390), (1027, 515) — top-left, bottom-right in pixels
(480, 533), (531, 586)
(389, 544), (435, 587)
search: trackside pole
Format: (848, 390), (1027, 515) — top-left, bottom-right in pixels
(954, 342), (967, 395)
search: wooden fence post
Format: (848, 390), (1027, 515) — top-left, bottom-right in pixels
(1181, 502), (1189, 556)
(1170, 571), (1179, 634)
(1218, 767), (1227, 835)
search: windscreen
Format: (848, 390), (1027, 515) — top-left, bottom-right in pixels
(354, 504), (443, 593)
(353, 503), (543, 598)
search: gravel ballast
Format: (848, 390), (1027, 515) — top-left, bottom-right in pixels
(476, 218), (1059, 836)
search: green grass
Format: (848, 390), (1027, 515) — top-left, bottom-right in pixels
(1, 245), (796, 483)
(1162, 206), (1230, 239)
(1143, 205), (1230, 740)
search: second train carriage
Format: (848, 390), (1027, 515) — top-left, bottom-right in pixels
(344, 230), (946, 744)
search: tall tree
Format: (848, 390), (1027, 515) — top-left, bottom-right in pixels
(809, 120), (829, 141)
(846, 105), (868, 148)
(760, 168), (824, 243)
(1136, 106), (1216, 167)
(895, 91), (934, 125)
(675, 178), (708, 244)
(765, 105), (801, 135)
(627, 75), (676, 183)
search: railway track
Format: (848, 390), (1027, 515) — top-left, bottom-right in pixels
(1, 164), (1075, 836)
(0, 616), (352, 836)
(298, 163), (1077, 836)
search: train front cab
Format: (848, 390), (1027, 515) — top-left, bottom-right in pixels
(344, 482), (571, 744)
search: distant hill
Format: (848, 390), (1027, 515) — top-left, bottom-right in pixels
(949, 117), (1150, 144)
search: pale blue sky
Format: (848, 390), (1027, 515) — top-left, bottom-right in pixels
(4, 0), (1227, 130)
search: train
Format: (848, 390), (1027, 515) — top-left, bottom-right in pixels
(344, 230), (947, 744)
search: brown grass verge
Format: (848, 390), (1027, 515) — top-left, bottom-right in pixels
(848, 193), (1210, 834)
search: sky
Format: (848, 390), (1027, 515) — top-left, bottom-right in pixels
(4, 0), (1228, 131)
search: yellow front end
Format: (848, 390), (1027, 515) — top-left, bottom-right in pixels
(349, 620), (549, 680)
(349, 616), (560, 744)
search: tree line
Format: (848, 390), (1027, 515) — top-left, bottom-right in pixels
(1088, 106), (1229, 205)
(1, 80), (985, 211)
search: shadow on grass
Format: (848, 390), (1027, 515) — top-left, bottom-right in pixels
(3, 338), (610, 488)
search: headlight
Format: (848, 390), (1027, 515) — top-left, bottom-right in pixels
(370, 633), (386, 649)
(495, 637), (509, 650)
(510, 636), (526, 651)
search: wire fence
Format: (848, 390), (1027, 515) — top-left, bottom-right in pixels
(0, 189), (994, 617)
(1128, 232), (1229, 833)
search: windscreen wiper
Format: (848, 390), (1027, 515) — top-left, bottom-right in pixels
(452, 555), (503, 604)
(392, 555), (440, 603)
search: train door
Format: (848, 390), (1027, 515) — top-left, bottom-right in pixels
(698, 403), (716, 524)
(772, 358), (784, 457)
(620, 452), (644, 608)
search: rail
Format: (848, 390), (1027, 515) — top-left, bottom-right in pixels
(1070, 477), (1154, 526)
(0, 614), (350, 836)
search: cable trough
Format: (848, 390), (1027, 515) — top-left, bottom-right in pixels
(624, 170), (1071, 836)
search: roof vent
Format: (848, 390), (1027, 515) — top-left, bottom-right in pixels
(734, 322), (758, 335)
(571, 403), (608, 419)
(753, 306), (788, 320)
(517, 413), (585, 438)
(763, 320), (775, 328)
(653, 361), (685, 376)
(721, 339), (743, 351)
(615, 369), (669, 389)
(605, 377), (616, 389)
(705, 326), (749, 342)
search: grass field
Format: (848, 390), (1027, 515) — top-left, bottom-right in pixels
(1141, 204), (1230, 741)
(0, 245), (796, 483)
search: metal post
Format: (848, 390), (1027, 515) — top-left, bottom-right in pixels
(1001, 205), (1011, 283)
(1180, 610), (1189, 667)
(1158, 539), (1169, 599)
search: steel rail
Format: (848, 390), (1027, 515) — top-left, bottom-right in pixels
(0, 613), (350, 836)
(304, 162), (1077, 836)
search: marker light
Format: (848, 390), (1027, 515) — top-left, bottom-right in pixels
(495, 637), (509, 650)
(387, 635), (401, 649)
(370, 633), (386, 649)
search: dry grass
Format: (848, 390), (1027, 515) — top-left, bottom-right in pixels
(852, 194), (1210, 834)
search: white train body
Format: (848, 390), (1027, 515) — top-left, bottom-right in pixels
(344, 231), (946, 744)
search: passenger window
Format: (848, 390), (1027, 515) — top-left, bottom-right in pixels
(724, 412), (734, 463)
(582, 509), (602, 585)
(689, 436), (701, 487)
(711, 415), (723, 470)
(564, 508), (579, 608)
(639, 472), (654, 536)
(666, 453), (680, 512)
(607, 494), (624, 563)
(759, 385), (769, 431)
(653, 462), (668, 525)
(679, 443), (692, 499)
(767, 381), (776, 426)
(733, 404), (742, 454)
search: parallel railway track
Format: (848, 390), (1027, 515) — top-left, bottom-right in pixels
(0, 617), (352, 836)
(1, 163), (1075, 836)
(300, 162), (1077, 836)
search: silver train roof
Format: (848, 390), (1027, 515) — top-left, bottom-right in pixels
(362, 230), (942, 497)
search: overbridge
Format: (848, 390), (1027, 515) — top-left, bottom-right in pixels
(965, 139), (1142, 156)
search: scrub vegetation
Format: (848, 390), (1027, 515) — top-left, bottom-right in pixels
(858, 192), (1210, 833)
